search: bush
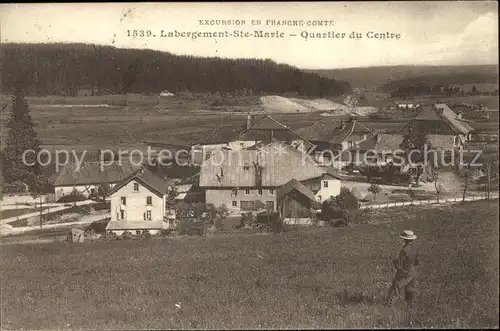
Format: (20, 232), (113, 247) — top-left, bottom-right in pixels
(239, 212), (254, 228)
(106, 231), (118, 240)
(256, 212), (286, 233)
(321, 188), (360, 226)
(160, 228), (173, 236)
(121, 231), (134, 240)
(56, 191), (87, 203)
(141, 230), (152, 239)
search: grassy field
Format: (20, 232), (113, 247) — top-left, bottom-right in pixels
(1, 93), (497, 148)
(1, 200), (498, 329)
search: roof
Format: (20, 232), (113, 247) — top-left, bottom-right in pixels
(295, 120), (374, 144)
(414, 104), (474, 135)
(356, 133), (405, 152)
(199, 140), (339, 187)
(107, 167), (172, 197)
(244, 115), (291, 131)
(277, 178), (316, 202)
(235, 115), (315, 149)
(197, 127), (245, 145)
(427, 134), (456, 149)
(55, 161), (140, 186)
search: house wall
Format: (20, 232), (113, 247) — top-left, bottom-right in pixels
(55, 183), (117, 200)
(110, 180), (165, 223)
(314, 178), (342, 202)
(206, 188), (277, 212)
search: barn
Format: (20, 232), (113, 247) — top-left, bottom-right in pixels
(277, 179), (317, 225)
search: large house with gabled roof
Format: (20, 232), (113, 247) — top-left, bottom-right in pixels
(401, 103), (474, 149)
(199, 139), (341, 212)
(295, 119), (375, 165)
(106, 167), (175, 236)
(191, 114), (315, 165)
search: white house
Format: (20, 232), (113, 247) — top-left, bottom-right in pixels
(105, 168), (175, 236)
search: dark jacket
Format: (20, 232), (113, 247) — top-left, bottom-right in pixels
(393, 243), (419, 278)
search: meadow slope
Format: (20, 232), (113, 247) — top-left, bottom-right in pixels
(1, 200), (498, 329)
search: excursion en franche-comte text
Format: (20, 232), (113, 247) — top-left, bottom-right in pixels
(125, 19), (402, 40)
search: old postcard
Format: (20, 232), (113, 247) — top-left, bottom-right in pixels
(0, 1), (498, 329)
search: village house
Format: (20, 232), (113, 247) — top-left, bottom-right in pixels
(191, 114), (315, 164)
(401, 103), (475, 149)
(105, 167), (175, 236)
(198, 140), (341, 213)
(54, 161), (140, 201)
(330, 133), (406, 168)
(295, 119), (375, 164)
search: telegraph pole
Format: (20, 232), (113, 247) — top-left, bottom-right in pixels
(39, 195), (43, 228)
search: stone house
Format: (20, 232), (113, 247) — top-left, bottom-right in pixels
(105, 167), (174, 236)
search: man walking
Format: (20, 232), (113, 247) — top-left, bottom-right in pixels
(387, 229), (420, 310)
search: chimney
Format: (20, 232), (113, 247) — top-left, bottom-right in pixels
(340, 121), (346, 130)
(246, 112), (252, 130)
(457, 112), (462, 119)
(376, 133), (382, 143)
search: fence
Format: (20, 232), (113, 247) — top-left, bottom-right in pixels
(360, 193), (499, 210)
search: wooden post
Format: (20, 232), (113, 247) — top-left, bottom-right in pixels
(39, 195), (43, 228)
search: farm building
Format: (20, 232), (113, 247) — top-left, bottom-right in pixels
(277, 178), (317, 224)
(191, 114), (315, 164)
(328, 133), (406, 168)
(54, 161), (141, 201)
(296, 119), (375, 164)
(199, 140), (341, 212)
(105, 167), (175, 236)
(401, 103), (475, 147)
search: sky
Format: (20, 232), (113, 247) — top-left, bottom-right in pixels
(0, 2), (498, 69)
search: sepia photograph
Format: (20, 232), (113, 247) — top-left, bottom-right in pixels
(0, 1), (498, 329)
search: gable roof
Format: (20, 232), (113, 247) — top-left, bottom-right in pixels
(356, 133), (405, 152)
(295, 120), (374, 144)
(277, 178), (316, 202)
(199, 140), (339, 188)
(55, 161), (140, 186)
(234, 115), (315, 149)
(245, 115), (291, 131)
(107, 167), (172, 197)
(427, 134), (456, 149)
(412, 104), (474, 135)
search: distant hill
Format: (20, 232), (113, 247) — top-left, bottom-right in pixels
(308, 65), (498, 91)
(1, 43), (352, 97)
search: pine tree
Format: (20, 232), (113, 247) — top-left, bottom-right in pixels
(1, 81), (45, 190)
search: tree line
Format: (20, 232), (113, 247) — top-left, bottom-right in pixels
(1, 43), (352, 97)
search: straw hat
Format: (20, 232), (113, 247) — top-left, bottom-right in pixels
(400, 230), (417, 240)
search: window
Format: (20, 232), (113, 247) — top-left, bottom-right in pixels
(258, 189), (263, 195)
(146, 196), (152, 205)
(245, 189), (250, 195)
(269, 189), (275, 195)
(240, 201), (255, 211)
(133, 183), (139, 192)
(232, 201), (238, 207)
(231, 189), (238, 197)
(146, 211), (152, 220)
(121, 197), (126, 205)
(265, 201), (274, 211)
(120, 210), (125, 220)
(323, 181), (329, 188)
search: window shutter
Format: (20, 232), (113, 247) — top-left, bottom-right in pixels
(143, 213), (146, 220)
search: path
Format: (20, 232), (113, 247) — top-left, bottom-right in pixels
(360, 193), (499, 210)
(1, 211), (110, 237)
(0, 200), (99, 226)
